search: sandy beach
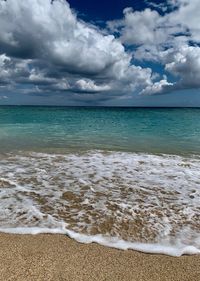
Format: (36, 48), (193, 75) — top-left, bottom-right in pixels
(0, 233), (199, 281)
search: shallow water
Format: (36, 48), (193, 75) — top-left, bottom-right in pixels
(0, 106), (200, 155)
(0, 107), (200, 256)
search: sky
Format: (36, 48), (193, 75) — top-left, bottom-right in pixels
(0, 0), (200, 106)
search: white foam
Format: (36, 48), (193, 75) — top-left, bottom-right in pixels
(0, 226), (199, 257)
(0, 150), (200, 256)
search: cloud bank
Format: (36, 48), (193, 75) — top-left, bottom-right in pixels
(0, 0), (200, 104)
(0, 0), (155, 102)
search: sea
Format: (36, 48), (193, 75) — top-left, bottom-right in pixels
(0, 106), (200, 256)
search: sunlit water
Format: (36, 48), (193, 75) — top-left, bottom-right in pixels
(0, 106), (200, 256)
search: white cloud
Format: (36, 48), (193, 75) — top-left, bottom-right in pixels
(119, 8), (167, 45)
(107, 0), (200, 95)
(0, 0), (133, 78)
(75, 79), (111, 93)
(109, 0), (200, 48)
(29, 69), (58, 85)
(108, 7), (183, 49)
(1, 0), (199, 100)
(169, 0), (200, 42)
(141, 78), (174, 95)
(165, 45), (200, 89)
(0, 0), (160, 99)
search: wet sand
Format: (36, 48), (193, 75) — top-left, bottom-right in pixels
(0, 233), (200, 281)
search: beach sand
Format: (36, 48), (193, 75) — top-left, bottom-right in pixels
(0, 233), (200, 281)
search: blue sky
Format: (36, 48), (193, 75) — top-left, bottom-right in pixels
(68, 0), (150, 21)
(0, 0), (200, 106)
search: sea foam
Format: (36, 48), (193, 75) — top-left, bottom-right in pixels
(0, 150), (199, 256)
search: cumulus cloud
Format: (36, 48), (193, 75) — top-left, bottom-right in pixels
(141, 77), (173, 95)
(108, 8), (168, 46)
(170, 0), (200, 43)
(74, 79), (111, 93)
(0, 0), (161, 100)
(107, 0), (200, 95)
(0, 0), (199, 100)
(109, 0), (200, 48)
(165, 45), (200, 89)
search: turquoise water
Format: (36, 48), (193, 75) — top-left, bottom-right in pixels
(0, 106), (200, 155)
(0, 106), (200, 256)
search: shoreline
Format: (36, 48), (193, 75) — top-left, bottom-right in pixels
(0, 233), (200, 281)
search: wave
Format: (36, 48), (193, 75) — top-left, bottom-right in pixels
(0, 226), (199, 257)
(0, 150), (200, 256)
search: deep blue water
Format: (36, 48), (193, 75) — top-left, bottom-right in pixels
(0, 106), (200, 155)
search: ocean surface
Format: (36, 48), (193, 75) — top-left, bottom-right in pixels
(0, 106), (200, 256)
